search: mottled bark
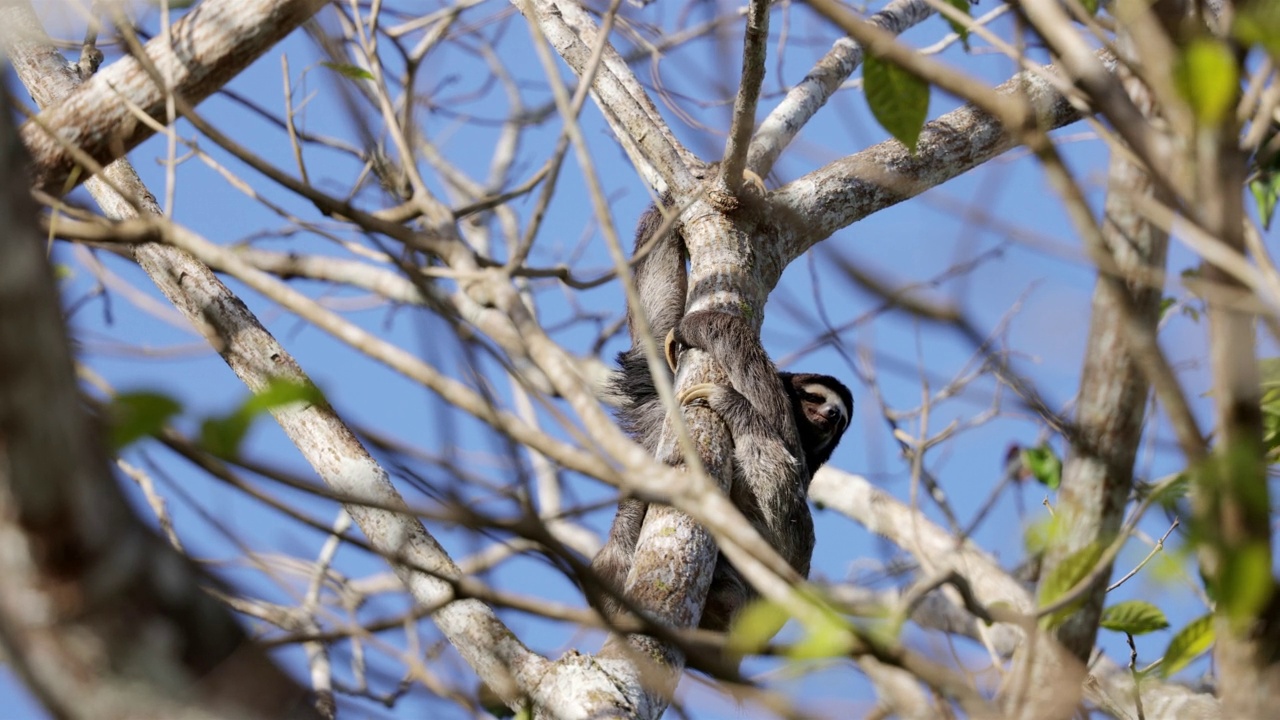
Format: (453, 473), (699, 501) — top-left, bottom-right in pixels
(810, 468), (1223, 718)
(2, 2), (547, 715)
(1003, 57), (1174, 719)
(0, 84), (316, 720)
(1193, 13), (1279, 717)
(1044, 59), (1172, 662)
(16, 0), (328, 197)
(517, 0), (1105, 714)
(747, 0), (935, 177)
(771, 57), (1086, 258)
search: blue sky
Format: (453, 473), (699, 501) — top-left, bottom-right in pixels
(3, 1), (1243, 717)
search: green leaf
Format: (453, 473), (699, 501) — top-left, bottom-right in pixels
(1222, 438), (1270, 512)
(864, 55), (929, 153)
(1158, 296), (1177, 321)
(1146, 473), (1191, 511)
(108, 392), (183, 449)
(1252, 174), (1280, 230)
(1021, 444), (1063, 490)
(1099, 600), (1170, 635)
(1038, 543), (1105, 629)
(322, 61), (375, 82)
(1234, 3), (1280, 56)
(727, 599), (791, 655)
(1150, 551), (1187, 584)
(1259, 358), (1280, 391)
(242, 378), (324, 416)
(1253, 128), (1280, 225)
(1159, 614), (1214, 678)
(200, 414), (252, 458)
(198, 380), (321, 457)
(941, 0), (971, 50)
(1264, 399), (1280, 455)
(1024, 516), (1064, 556)
(1260, 359), (1280, 452)
(1218, 542), (1273, 630)
(1173, 40), (1238, 127)
(1079, 0), (1099, 14)
(788, 608), (854, 660)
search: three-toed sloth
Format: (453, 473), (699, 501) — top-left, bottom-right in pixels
(593, 198), (853, 632)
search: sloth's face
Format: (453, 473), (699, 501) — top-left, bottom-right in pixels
(785, 373), (853, 470)
(799, 382), (851, 450)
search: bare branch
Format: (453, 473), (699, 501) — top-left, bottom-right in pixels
(20, 0), (329, 196)
(0, 83), (316, 720)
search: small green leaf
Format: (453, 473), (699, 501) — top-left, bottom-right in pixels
(1099, 600), (1170, 635)
(322, 61), (375, 81)
(1173, 40), (1239, 127)
(941, 0), (971, 50)
(1024, 516), (1064, 556)
(1199, 565), (1217, 604)
(1147, 473), (1192, 511)
(243, 378), (324, 416)
(1264, 402), (1280, 455)
(1234, 3), (1280, 55)
(108, 392), (183, 449)
(1252, 174), (1280, 230)
(1079, 0), (1099, 14)
(1218, 542), (1273, 630)
(1253, 128), (1280, 227)
(200, 414), (252, 458)
(1159, 614), (1214, 678)
(1158, 296), (1177, 321)
(864, 55), (929, 153)
(1150, 551), (1187, 584)
(1038, 543), (1105, 629)
(1260, 360), (1280, 452)
(1259, 358), (1280, 390)
(1021, 444), (1063, 490)
(199, 379), (322, 457)
(728, 599), (791, 654)
(788, 611), (853, 660)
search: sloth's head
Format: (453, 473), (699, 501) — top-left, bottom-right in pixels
(781, 372), (853, 470)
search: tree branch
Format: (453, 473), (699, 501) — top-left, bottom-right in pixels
(0, 80), (317, 720)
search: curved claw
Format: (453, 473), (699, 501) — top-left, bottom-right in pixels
(664, 328), (680, 373)
(677, 382), (719, 407)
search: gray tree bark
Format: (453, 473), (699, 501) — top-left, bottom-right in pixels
(0, 77), (318, 720)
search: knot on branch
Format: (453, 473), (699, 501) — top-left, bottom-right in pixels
(705, 167), (766, 215)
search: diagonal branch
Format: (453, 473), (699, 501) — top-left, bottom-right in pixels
(2, 3), (550, 712)
(0, 82), (318, 720)
(516, 0), (700, 194)
(771, 56), (1084, 255)
(809, 468), (1223, 718)
(748, 0), (936, 177)
(19, 0), (328, 197)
